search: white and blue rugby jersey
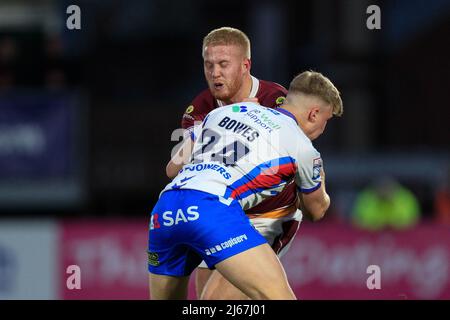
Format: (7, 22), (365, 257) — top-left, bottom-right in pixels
(163, 102), (323, 210)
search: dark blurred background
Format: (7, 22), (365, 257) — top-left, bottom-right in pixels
(0, 0), (449, 221)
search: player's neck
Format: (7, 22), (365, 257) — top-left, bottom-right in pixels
(279, 104), (301, 124)
(280, 104), (312, 139)
(225, 74), (253, 105)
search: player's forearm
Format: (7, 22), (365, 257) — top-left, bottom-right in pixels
(166, 137), (194, 179)
(166, 160), (183, 179)
(298, 186), (330, 222)
(307, 169), (330, 220)
(166, 150), (189, 178)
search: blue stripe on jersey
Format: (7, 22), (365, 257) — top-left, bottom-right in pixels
(203, 114), (210, 127)
(298, 182), (321, 194)
(224, 156), (296, 199)
(276, 107), (298, 125)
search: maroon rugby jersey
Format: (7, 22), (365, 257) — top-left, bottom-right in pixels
(181, 76), (297, 215)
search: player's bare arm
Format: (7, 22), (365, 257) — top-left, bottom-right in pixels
(298, 169), (330, 221)
(166, 137), (194, 179)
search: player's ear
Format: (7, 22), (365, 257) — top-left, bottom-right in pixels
(243, 58), (251, 72)
(308, 107), (320, 123)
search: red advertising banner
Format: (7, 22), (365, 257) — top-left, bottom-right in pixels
(282, 222), (450, 300)
(60, 219), (150, 299)
(60, 219), (450, 300)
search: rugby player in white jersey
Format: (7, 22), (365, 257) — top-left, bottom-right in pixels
(148, 71), (343, 299)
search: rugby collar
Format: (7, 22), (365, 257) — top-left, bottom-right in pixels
(277, 107), (298, 125)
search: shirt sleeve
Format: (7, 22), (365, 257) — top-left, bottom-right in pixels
(181, 90), (213, 130)
(259, 83), (288, 109)
(293, 145), (323, 194)
(181, 99), (206, 140)
(181, 104), (199, 130)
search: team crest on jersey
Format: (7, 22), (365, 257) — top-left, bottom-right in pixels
(275, 96), (286, 105)
(312, 157), (322, 180)
(185, 105), (195, 114)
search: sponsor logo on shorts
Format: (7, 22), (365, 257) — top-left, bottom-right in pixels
(162, 206), (200, 227)
(149, 213), (160, 230)
(148, 252), (160, 266)
(204, 234), (248, 256)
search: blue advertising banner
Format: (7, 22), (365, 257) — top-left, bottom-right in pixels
(0, 93), (73, 179)
(0, 91), (86, 208)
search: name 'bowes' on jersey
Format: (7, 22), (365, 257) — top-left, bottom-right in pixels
(164, 102), (322, 211)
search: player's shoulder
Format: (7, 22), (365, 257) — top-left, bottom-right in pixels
(257, 79), (288, 108)
(191, 88), (214, 103)
(259, 79), (288, 94)
(276, 115), (317, 154)
(182, 88), (216, 127)
(296, 130), (320, 159)
(187, 88), (216, 113)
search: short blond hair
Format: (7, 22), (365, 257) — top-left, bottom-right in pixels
(202, 27), (251, 59)
(288, 71), (343, 116)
